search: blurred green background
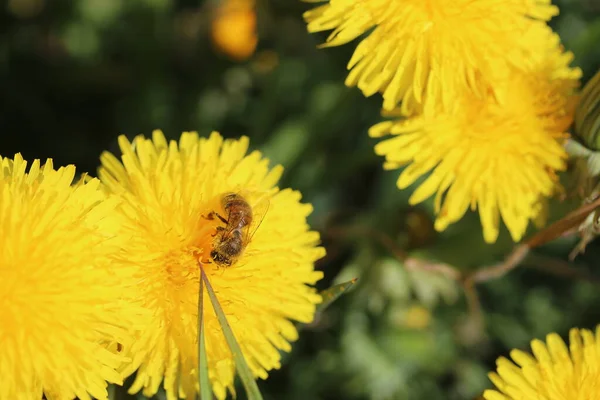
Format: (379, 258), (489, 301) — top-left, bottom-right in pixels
(2, 0), (600, 399)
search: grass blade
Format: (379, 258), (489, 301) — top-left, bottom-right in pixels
(198, 272), (213, 400)
(316, 278), (358, 314)
(200, 268), (264, 400)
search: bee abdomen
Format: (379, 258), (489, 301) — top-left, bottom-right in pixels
(217, 230), (244, 254)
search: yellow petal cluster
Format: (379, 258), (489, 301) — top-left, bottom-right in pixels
(0, 155), (142, 400)
(304, 0), (558, 114)
(484, 327), (600, 400)
(370, 25), (580, 243)
(98, 130), (325, 400)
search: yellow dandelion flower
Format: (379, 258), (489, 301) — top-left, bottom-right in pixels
(484, 326), (600, 400)
(303, 0), (558, 114)
(369, 25), (581, 243)
(0, 154), (142, 400)
(98, 130), (325, 400)
(211, 0), (258, 61)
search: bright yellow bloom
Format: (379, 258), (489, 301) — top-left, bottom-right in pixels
(369, 25), (581, 243)
(211, 0), (258, 61)
(484, 326), (600, 400)
(99, 130), (325, 400)
(304, 0), (558, 114)
(0, 155), (141, 400)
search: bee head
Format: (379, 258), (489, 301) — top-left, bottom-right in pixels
(210, 250), (232, 266)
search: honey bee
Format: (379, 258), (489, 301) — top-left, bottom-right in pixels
(204, 192), (269, 267)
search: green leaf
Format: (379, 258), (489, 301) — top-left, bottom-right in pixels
(316, 278), (358, 313)
(198, 275), (213, 400)
(200, 268), (264, 400)
(107, 384), (115, 400)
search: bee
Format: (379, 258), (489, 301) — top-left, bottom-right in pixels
(204, 192), (269, 267)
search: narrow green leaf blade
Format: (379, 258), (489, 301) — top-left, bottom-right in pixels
(316, 278), (358, 313)
(200, 268), (264, 400)
(198, 275), (212, 400)
(107, 384), (115, 400)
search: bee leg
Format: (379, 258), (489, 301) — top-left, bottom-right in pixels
(202, 211), (228, 225)
(211, 226), (225, 237)
(202, 211), (216, 220)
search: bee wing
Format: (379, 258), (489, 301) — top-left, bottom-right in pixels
(244, 195), (270, 243)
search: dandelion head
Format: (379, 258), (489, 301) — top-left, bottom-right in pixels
(99, 130), (325, 400)
(369, 27), (581, 243)
(211, 0), (258, 61)
(304, 0), (559, 114)
(0, 155), (140, 400)
(484, 327), (600, 400)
